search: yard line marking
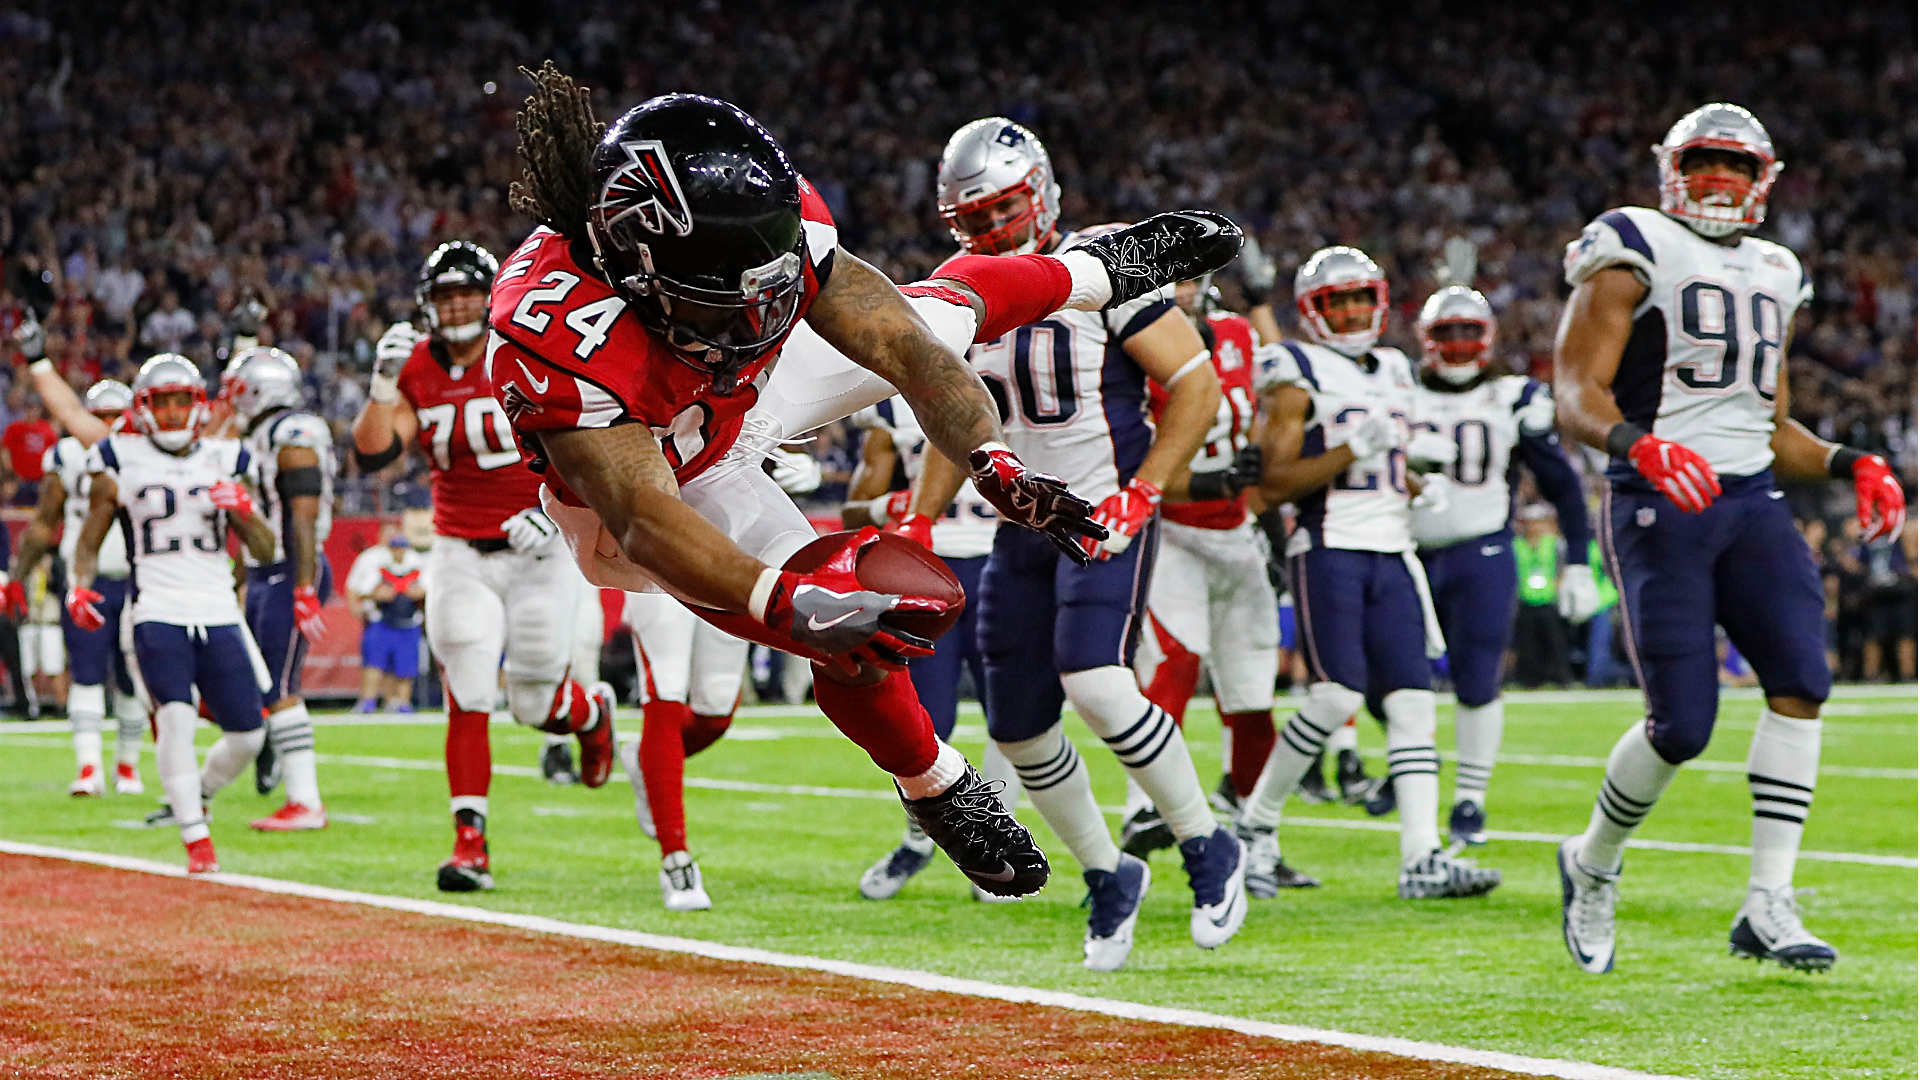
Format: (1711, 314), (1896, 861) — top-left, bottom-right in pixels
(0, 839), (1694, 1080)
(310, 753), (1918, 869)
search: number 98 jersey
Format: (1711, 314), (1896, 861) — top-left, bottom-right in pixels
(398, 338), (545, 540)
(86, 434), (252, 625)
(1564, 205), (1811, 481)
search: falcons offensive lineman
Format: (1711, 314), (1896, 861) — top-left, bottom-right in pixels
(484, 67), (1236, 903)
(70, 356), (277, 874)
(1234, 246), (1502, 900)
(1554, 103), (1905, 974)
(12, 380), (146, 796)
(353, 240), (617, 893)
(224, 346), (336, 832)
(901, 118), (1248, 971)
(1406, 286), (1597, 848)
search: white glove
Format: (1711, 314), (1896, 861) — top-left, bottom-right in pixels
(1410, 473), (1452, 515)
(372, 322), (421, 403)
(1342, 408), (1402, 462)
(500, 508), (558, 554)
(1558, 563), (1602, 622)
(766, 448), (822, 496)
(1515, 387), (1557, 437)
(1407, 429), (1459, 473)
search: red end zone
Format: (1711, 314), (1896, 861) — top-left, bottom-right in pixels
(0, 853), (1555, 1080)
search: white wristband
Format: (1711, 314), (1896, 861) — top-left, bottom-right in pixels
(747, 566), (783, 623)
(28, 359), (54, 376)
(368, 372), (400, 404)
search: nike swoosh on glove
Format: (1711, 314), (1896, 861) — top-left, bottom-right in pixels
(1852, 454), (1907, 542)
(758, 527), (947, 673)
(968, 443), (1106, 565)
(1078, 478), (1161, 561)
(1626, 434), (1720, 513)
(293, 584), (328, 643)
(66, 587), (105, 632)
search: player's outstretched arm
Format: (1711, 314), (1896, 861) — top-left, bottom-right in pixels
(806, 249), (1003, 466)
(1251, 385), (1359, 505)
(26, 363), (111, 446)
(841, 428), (901, 530)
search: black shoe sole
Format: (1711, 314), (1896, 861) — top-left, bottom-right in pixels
(437, 865), (492, 892)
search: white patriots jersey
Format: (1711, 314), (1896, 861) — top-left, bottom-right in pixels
(853, 396), (998, 559)
(87, 434), (252, 625)
(1410, 375), (1554, 547)
(45, 437), (129, 578)
(241, 408), (335, 567)
(1264, 341), (1418, 553)
(965, 229), (1175, 506)
(1564, 205), (1810, 478)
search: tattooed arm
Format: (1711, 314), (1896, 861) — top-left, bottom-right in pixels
(805, 249), (1004, 467)
(539, 423), (769, 613)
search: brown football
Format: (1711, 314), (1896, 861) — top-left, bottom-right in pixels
(786, 530), (966, 642)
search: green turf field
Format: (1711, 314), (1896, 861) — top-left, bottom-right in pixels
(2, 686), (1913, 1080)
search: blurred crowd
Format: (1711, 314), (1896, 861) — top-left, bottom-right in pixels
(0, 0), (1912, 679)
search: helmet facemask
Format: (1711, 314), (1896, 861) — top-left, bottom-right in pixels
(1299, 283), (1388, 358)
(940, 173), (1056, 255)
(1422, 319), (1493, 384)
(135, 387), (209, 451)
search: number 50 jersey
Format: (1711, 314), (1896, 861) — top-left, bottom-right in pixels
(86, 434), (252, 625)
(1564, 205), (1810, 482)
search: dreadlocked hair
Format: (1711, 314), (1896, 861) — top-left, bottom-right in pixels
(509, 61), (604, 237)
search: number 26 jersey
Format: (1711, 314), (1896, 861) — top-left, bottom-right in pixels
(1564, 205), (1810, 481)
(86, 434), (252, 625)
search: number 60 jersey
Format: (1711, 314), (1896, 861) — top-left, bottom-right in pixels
(86, 434), (252, 625)
(397, 336), (546, 540)
(1564, 205), (1811, 483)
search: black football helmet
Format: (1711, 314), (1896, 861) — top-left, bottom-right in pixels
(416, 240), (500, 340)
(586, 93), (808, 391)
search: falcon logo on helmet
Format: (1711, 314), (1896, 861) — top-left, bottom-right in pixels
(597, 139), (694, 239)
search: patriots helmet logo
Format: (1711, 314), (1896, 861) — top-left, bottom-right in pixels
(597, 139), (694, 238)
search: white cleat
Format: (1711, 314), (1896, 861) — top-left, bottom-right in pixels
(1730, 885), (1837, 973)
(1558, 837), (1619, 974)
(69, 764), (105, 797)
(617, 738), (656, 839)
(1182, 826), (1248, 950)
(113, 762), (144, 795)
(660, 851), (712, 912)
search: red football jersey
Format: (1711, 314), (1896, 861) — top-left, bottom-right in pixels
(1153, 311), (1259, 529)
(486, 179), (838, 504)
(397, 339), (545, 539)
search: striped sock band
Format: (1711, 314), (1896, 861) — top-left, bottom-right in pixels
(1101, 704), (1178, 769)
(1277, 710), (1336, 759)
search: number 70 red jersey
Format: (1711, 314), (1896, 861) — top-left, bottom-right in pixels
(396, 338), (545, 540)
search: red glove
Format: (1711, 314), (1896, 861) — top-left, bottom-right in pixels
(1, 579), (26, 620)
(66, 587), (105, 632)
(1852, 454), (1907, 542)
(887, 513), (935, 549)
(968, 443), (1106, 565)
(1078, 478), (1162, 562)
(293, 584), (327, 643)
(881, 489), (912, 522)
(209, 480), (255, 517)
(756, 527), (947, 672)
(1626, 434), (1721, 514)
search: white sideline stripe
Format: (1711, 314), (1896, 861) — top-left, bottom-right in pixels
(312, 753), (1918, 869)
(0, 838), (1692, 1080)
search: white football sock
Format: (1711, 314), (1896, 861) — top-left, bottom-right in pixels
(1578, 720), (1680, 874)
(268, 703), (322, 807)
(1383, 689), (1442, 861)
(154, 702), (204, 840)
(1240, 681), (1360, 829)
(114, 694), (146, 770)
(1747, 708), (1821, 891)
(1062, 667), (1213, 842)
(895, 740), (967, 800)
(1326, 715), (1358, 753)
(451, 796), (490, 819)
(69, 683), (105, 770)
(977, 739), (1021, 815)
(997, 724), (1119, 874)
(1122, 774), (1151, 817)
(1058, 250), (1114, 310)
(200, 727), (267, 797)
(1453, 699), (1504, 808)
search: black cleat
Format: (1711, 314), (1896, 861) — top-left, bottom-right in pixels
(1335, 748), (1372, 804)
(1449, 799), (1488, 847)
(1729, 886), (1837, 973)
(541, 740), (580, 786)
(1364, 775), (1397, 817)
(1208, 773), (1241, 815)
(900, 765), (1048, 898)
(1077, 210), (1244, 309)
(1296, 752), (1334, 804)
(253, 740), (280, 796)
(1120, 805), (1176, 858)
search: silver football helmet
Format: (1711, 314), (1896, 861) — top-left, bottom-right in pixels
(1653, 103), (1783, 238)
(131, 353), (210, 451)
(936, 117), (1062, 255)
(1293, 246), (1388, 357)
(223, 345), (305, 425)
(83, 379), (133, 418)
(1416, 286), (1497, 385)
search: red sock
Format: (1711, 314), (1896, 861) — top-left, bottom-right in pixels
(446, 706), (492, 801)
(921, 253), (1073, 342)
(641, 700), (692, 854)
(684, 711), (732, 758)
(537, 679), (595, 735)
(1141, 618), (1202, 726)
(1223, 710), (1276, 798)
(811, 668), (939, 777)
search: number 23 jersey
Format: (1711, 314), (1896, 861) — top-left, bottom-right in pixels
(398, 337), (545, 540)
(1564, 205), (1810, 480)
(86, 434), (252, 625)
